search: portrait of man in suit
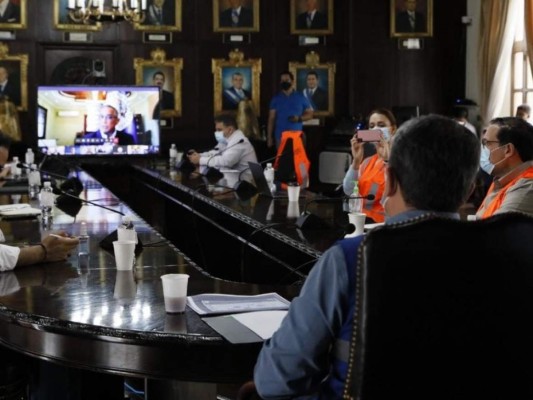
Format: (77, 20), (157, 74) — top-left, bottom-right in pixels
(84, 104), (135, 145)
(149, 69), (175, 119)
(219, 0), (253, 28)
(395, 0), (426, 33)
(296, 0), (328, 30)
(222, 70), (251, 111)
(0, 0), (20, 23)
(0, 65), (21, 106)
(145, 0), (176, 26)
(301, 70), (328, 111)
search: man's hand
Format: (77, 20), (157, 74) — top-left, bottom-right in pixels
(42, 233), (80, 262)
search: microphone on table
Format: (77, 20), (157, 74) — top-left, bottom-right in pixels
(203, 138), (245, 181)
(295, 194), (375, 230)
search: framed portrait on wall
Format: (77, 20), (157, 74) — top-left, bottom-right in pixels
(54, 0), (103, 31)
(390, 0), (433, 38)
(134, 48), (183, 118)
(289, 51), (335, 117)
(212, 49), (261, 116)
(0, 43), (28, 111)
(134, 0), (182, 31)
(213, 0), (259, 33)
(0, 0), (26, 30)
(290, 0), (333, 35)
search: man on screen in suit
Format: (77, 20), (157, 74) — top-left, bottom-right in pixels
(395, 0), (426, 33)
(302, 70), (328, 111)
(84, 105), (134, 145)
(296, 0), (327, 30)
(219, 0), (254, 28)
(223, 72), (251, 110)
(0, 0), (20, 23)
(0, 66), (20, 106)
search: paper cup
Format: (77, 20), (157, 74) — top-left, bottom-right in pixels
(348, 212), (366, 236)
(287, 201), (300, 219)
(161, 274), (190, 314)
(287, 183), (300, 202)
(113, 240), (136, 271)
(117, 227), (138, 243)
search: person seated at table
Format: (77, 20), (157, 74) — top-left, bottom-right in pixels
(186, 114), (258, 181)
(476, 116), (533, 219)
(253, 114), (480, 399)
(84, 104), (134, 145)
(0, 132), (79, 271)
(342, 108), (398, 223)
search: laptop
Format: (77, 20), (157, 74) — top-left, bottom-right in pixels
(248, 162), (288, 199)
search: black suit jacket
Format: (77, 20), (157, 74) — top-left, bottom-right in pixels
(395, 11), (426, 33)
(219, 7), (253, 28)
(0, 2), (20, 23)
(153, 90), (175, 118)
(296, 10), (328, 30)
(83, 130), (135, 145)
(0, 80), (20, 106)
(222, 87), (251, 110)
(305, 86), (328, 111)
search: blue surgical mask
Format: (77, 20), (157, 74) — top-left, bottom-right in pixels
(214, 130), (226, 144)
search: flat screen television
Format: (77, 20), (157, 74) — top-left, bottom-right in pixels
(36, 85), (161, 156)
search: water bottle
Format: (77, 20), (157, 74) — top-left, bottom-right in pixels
(28, 164), (41, 200)
(24, 148), (34, 175)
(78, 222), (90, 287)
(11, 156), (21, 179)
(348, 181), (363, 213)
(169, 143), (178, 168)
(264, 163), (276, 193)
(40, 181), (54, 221)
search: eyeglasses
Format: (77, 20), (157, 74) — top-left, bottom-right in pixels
(481, 138), (500, 147)
(100, 115), (117, 121)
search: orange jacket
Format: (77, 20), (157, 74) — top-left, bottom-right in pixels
(358, 154), (387, 223)
(274, 131), (310, 189)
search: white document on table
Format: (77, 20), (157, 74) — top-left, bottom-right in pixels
(231, 310), (288, 340)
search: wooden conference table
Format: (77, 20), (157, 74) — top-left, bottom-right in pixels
(0, 173), (301, 399)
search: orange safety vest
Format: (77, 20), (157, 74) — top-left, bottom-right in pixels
(358, 154), (386, 223)
(477, 166), (533, 219)
(274, 131), (310, 189)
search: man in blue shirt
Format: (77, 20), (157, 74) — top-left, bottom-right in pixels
(267, 71), (313, 148)
(254, 114), (481, 399)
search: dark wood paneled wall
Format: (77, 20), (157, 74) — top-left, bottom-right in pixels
(10, 0), (467, 154)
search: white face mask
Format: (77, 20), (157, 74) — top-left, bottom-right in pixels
(371, 126), (391, 141)
(488, 144), (508, 171)
(214, 130), (226, 144)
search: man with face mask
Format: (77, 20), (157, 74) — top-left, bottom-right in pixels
(267, 70), (313, 148)
(476, 116), (533, 219)
(186, 114), (257, 181)
(253, 115), (480, 399)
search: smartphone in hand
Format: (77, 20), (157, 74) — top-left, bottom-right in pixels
(356, 129), (383, 142)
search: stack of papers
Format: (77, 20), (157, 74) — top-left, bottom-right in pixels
(0, 204), (41, 219)
(187, 293), (291, 344)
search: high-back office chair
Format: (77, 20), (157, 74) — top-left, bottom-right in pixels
(344, 212), (533, 399)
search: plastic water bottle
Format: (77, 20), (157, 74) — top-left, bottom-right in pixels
(24, 148), (34, 175)
(40, 181), (54, 221)
(169, 143), (178, 168)
(11, 156), (21, 179)
(264, 163), (276, 193)
(348, 181), (363, 213)
(78, 222), (90, 287)
(28, 164), (41, 200)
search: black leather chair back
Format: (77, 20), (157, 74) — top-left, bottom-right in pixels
(345, 212), (533, 400)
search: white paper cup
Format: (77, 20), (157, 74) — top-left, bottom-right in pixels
(117, 227), (138, 243)
(348, 212), (366, 236)
(287, 183), (300, 202)
(161, 274), (190, 314)
(114, 271), (137, 302)
(287, 201), (300, 219)
(113, 240), (136, 271)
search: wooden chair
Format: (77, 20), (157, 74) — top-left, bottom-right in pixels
(344, 212), (533, 399)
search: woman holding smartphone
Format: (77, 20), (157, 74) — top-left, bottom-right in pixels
(342, 108), (398, 223)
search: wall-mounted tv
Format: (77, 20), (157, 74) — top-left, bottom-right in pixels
(36, 85), (160, 156)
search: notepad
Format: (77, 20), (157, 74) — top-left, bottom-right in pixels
(0, 203), (41, 218)
(187, 292), (290, 316)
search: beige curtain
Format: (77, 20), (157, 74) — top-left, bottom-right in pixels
(478, 0), (511, 124)
(526, 0), (533, 75)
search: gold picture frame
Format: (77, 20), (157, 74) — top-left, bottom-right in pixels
(134, 0), (182, 31)
(54, 0), (103, 31)
(0, 0), (26, 30)
(212, 49), (261, 116)
(0, 43), (28, 112)
(134, 48), (183, 118)
(213, 0), (259, 33)
(390, 0), (433, 38)
(289, 51), (335, 117)
(290, 0), (333, 35)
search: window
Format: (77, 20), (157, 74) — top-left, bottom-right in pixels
(511, 0), (533, 113)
